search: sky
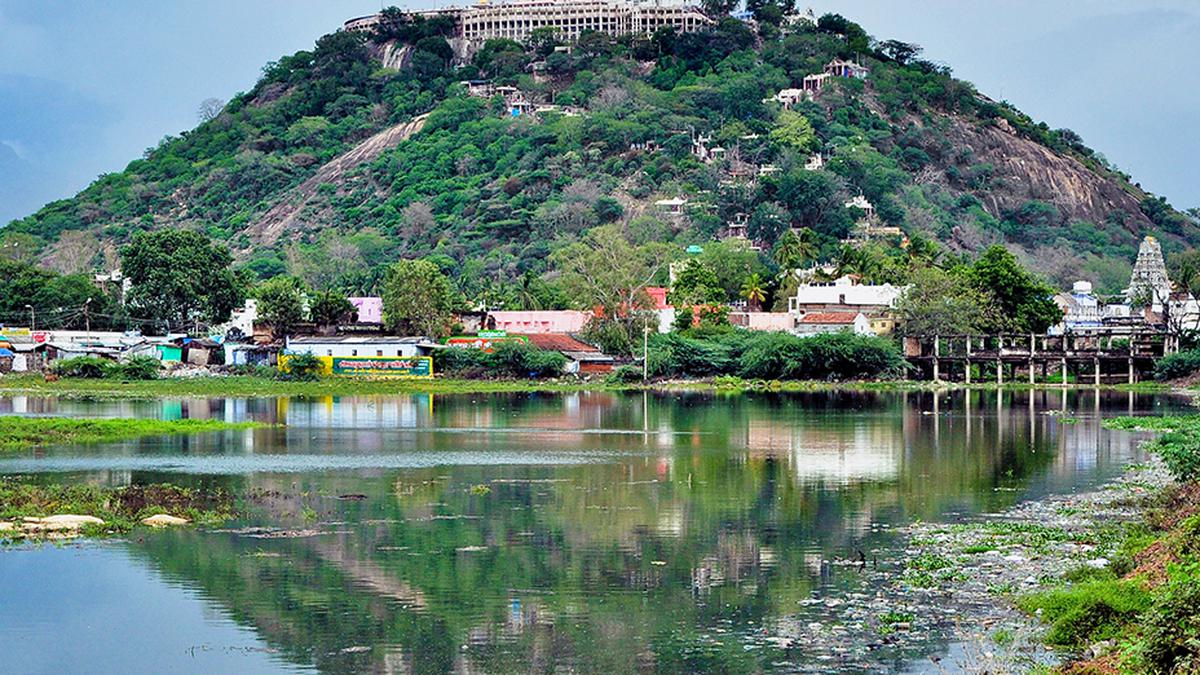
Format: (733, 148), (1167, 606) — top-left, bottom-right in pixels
(2, 0), (1198, 226)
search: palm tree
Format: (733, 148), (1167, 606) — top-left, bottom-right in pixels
(905, 234), (941, 269)
(740, 273), (767, 311)
(773, 228), (818, 271)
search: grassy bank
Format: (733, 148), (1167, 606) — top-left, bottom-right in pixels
(0, 373), (1173, 400)
(0, 374), (613, 399)
(0, 416), (264, 451)
(0, 481), (237, 538)
(1011, 415), (1200, 672)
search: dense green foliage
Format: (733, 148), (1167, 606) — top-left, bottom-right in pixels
(1154, 348), (1200, 381)
(4, 9), (1192, 309)
(121, 229), (245, 329)
(381, 259), (461, 338)
(50, 355), (161, 380)
(0, 259), (114, 330)
(1105, 416), (1200, 482)
(433, 342), (567, 378)
(648, 330), (905, 380)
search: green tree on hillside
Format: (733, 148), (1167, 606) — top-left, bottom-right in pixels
(769, 110), (817, 153)
(381, 259), (460, 338)
(121, 230), (245, 330)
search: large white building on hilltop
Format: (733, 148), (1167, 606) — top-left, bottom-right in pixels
(346, 1), (711, 59)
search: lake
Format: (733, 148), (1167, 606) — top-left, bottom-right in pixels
(0, 389), (1187, 674)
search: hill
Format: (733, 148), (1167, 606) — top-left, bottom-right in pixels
(3, 9), (1195, 296)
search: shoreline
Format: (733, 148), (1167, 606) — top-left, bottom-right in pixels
(753, 452), (1174, 672)
(0, 373), (1175, 400)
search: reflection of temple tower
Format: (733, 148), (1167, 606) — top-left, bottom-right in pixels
(1126, 236), (1172, 309)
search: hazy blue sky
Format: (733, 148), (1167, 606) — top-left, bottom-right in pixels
(2, 0), (1198, 225)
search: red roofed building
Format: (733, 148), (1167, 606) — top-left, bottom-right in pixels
(794, 312), (872, 336)
(521, 334), (615, 375)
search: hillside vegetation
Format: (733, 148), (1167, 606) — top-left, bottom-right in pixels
(4, 11), (1195, 297)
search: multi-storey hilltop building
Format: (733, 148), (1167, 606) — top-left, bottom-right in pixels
(346, 1), (712, 59)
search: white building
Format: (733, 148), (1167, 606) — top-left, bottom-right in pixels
(285, 336), (435, 359)
(788, 276), (904, 315)
(347, 1), (711, 60)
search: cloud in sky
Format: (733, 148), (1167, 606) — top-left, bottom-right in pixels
(2, 0), (1198, 225)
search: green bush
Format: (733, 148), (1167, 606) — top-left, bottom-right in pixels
(433, 342), (566, 379)
(279, 353), (323, 381)
(1017, 579), (1152, 648)
(607, 365), (644, 384)
(1155, 349), (1200, 381)
(51, 356), (111, 379)
(647, 331), (904, 381)
(1149, 431), (1200, 483)
(108, 356), (161, 380)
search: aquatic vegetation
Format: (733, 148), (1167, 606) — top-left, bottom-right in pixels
(0, 416), (263, 451)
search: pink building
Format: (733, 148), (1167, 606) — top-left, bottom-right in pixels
(349, 297), (383, 324)
(487, 310), (590, 334)
(731, 312), (796, 332)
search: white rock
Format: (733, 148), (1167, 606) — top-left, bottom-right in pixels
(141, 514), (191, 527)
(21, 515), (104, 530)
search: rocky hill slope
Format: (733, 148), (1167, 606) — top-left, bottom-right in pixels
(3, 12), (1193, 294)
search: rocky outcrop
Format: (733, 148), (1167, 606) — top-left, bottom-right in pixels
(943, 115), (1151, 231)
(245, 113), (429, 246)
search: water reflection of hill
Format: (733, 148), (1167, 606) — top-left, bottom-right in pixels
(3, 389), (1183, 673)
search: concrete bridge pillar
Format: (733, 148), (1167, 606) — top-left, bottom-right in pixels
(1128, 358), (1135, 384)
(1061, 358), (1068, 386)
(1094, 358), (1101, 386)
(996, 360), (1003, 386)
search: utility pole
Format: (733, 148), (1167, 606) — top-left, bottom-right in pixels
(24, 304), (34, 332)
(643, 324), (650, 381)
(84, 298), (92, 345)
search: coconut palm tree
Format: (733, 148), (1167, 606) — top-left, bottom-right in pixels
(740, 273), (768, 311)
(773, 227), (818, 271)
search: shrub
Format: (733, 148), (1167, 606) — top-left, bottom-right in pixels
(1154, 349), (1200, 381)
(1150, 431), (1200, 483)
(1134, 563), (1200, 673)
(433, 342), (566, 379)
(607, 365), (644, 384)
(51, 357), (111, 379)
(279, 353), (323, 381)
(108, 356), (160, 380)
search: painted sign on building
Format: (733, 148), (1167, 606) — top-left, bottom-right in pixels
(445, 334), (527, 353)
(330, 356), (433, 377)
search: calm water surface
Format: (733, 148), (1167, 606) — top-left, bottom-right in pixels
(0, 389), (1189, 674)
